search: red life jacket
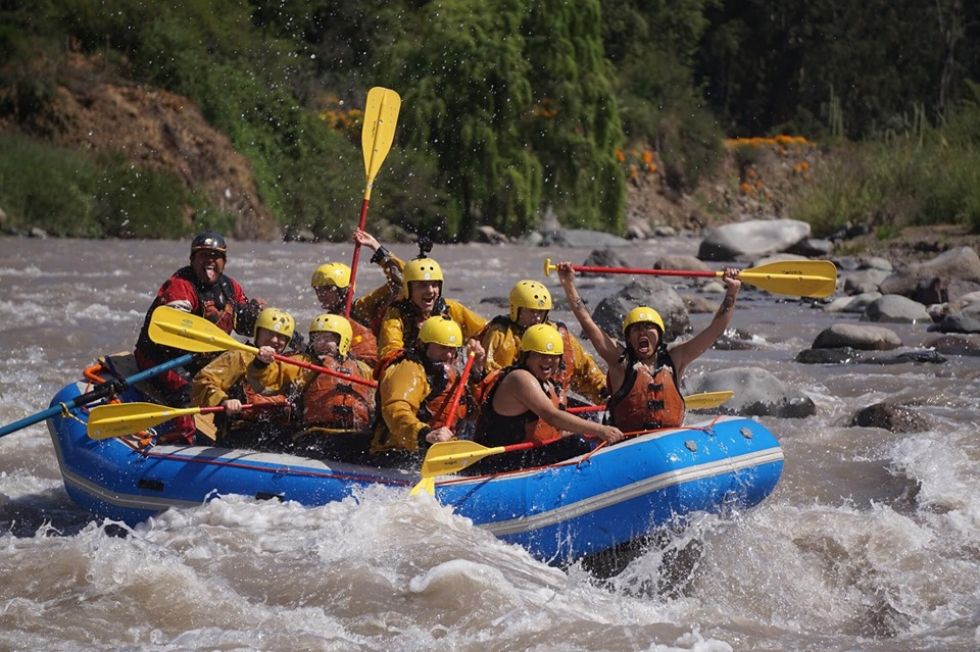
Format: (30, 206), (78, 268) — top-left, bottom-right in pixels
(474, 367), (565, 447)
(300, 356), (375, 431)
(607, 351), (685, 431)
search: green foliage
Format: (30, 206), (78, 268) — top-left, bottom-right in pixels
(699, 0), (980, 139)
(790, 106), (980, 236)
(0, 134), (232, 237)
(603, 0), (723, 192)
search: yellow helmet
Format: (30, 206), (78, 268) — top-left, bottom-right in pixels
(520, 323), (564, 356)
(622, 306), (665, 336)
(254, 307), (295, 339)
(418, 316), (462, 348)
(308, 313), (353, 357)
(403, 257), (444, 293)
(311, 262), (352, 289)
(509, 280), (552, 321)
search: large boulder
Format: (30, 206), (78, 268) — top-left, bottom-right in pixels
(544, 228), (630, 248)
(690, 367), (816, 418)
(879, 246), (980, 299)
(929, 313), (980, 334)
(862, 295), (931, 323)
(591, 279), (690, 341)
(697, 219), (811, 261)
(850, 402), (929, 433)
(825, 292), (882, 314)
(812, 324), (902, 350)
(843, 269), (891, 295)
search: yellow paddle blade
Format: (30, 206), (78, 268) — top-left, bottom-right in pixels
(88, 402), (201, 439)
(361, 87), (401, 194)
(148, 306), (256, 354)
(409, 477), (436, 497)
(684, 390), (735, 410)
(419, 440), (505, 479)
(734, 260), (838, 298)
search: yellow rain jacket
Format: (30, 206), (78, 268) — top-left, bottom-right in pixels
(191, 350), (257, 408)
(351, 253), (405, 336)
(378, 298), (487, 361)
(480, 318), (607, 404)
(370, 355), (465, 454)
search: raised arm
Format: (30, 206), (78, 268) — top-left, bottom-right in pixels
(555, 262), (623, 366)
(670, 267), (742, 378)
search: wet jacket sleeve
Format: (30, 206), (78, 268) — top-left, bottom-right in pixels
(481, 323), (519, 375)
(377, 306), (406, 360)
(157, 276), (200, 314)
(568, 334), (608, 404)
(191, 351), (251, 407)
(246, 354), (306, 394)
(447, 300), (488, 339)
(378, 361), (430, 451)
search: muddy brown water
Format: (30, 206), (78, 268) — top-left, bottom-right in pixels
(1, 236), (978, 651)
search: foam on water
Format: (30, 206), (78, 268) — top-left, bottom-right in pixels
(3, 236), (980, 650)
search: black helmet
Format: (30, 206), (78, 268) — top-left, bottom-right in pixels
(190, 231), (227, 257)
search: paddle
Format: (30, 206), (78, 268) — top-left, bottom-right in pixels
(567, 390), (735, 415)
(410, 354), (476, 496)
(543, 258), (837, 298)
(344, 86), (401, 318)
(148, 307), (378, 388)
(0, 353), (196, 439)
(88, 401), (275, 439)
(417, 423), (691, 480)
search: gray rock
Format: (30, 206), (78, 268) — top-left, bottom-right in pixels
(850, 402), (929, 433)
(544, 228), (630, 248)
(929, 313), (980, 334)
(584, 248), (630, 269)
(787, 238), (834, 257)
(863, 295), (931, 323)
(914, 246), (980, 282)
(625, 217), (650, 240)
(654, 255), (710, 272)
(652, 225), (677, 237)
(923, 334), (980, 356)
(843, 269), (891, 294)
(861, 256), (894, 271)
(28, 227), (48, 239)
(690, 367), (816, 418)
(591, 279), (689, 341)
(474, 225), (508, 244)
(698, 218), (811, 261)
(795, 348), (945, 365)
(520, 230), (544, 247)
(680, 294), (718, 314)
(825, 292), (882, 314)
(812, 323), (902, 350)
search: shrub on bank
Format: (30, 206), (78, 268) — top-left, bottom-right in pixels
(791, 108), (980, 236)
(0, 134), (235, 238)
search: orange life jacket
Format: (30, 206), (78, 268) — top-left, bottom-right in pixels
(348, 318), (379, 369)
(607, 351), (685, 431)
(418, 360), (467, 430)
(474, 367), (564, 447)
(300, 355), (375, 431)
(233, 379), (292, 424)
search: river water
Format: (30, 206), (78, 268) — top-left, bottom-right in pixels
(0, 236), (977, 651)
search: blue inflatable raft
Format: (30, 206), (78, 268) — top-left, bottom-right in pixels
(47, 380), (784, 564)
